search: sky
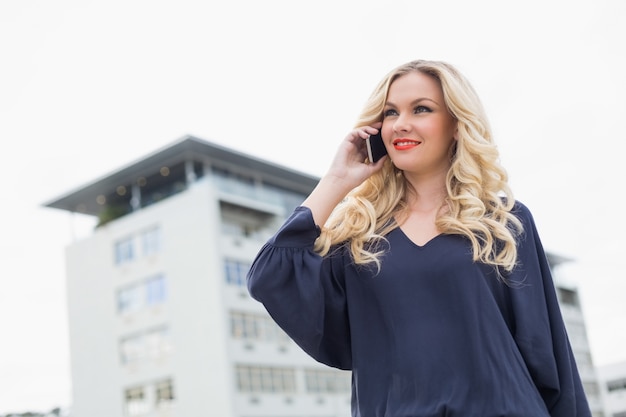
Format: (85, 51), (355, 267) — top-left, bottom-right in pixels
(1, 0), (625, 413)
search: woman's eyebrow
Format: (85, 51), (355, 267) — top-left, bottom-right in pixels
(384, 97), (440, 107)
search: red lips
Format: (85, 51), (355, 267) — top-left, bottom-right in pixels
(392, 138), (422, 150)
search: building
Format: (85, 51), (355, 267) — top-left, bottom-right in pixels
(597, 360), (626, 417)
(45, 135), (601, 417)
(548, 253), (605, 416)
(44, 135), (352, 417)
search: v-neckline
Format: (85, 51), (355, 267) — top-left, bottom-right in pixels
(395, 225), (444, 249)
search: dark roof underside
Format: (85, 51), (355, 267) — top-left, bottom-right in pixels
(43, 135), (319, 216)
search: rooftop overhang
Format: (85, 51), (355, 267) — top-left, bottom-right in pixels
(42, 135), (319, 216)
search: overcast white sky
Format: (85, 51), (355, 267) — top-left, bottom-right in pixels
(1, 0), (625, 413)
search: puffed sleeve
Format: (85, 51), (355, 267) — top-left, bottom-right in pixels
(247, 206), (352, 370)
(508, 202), (591, 416)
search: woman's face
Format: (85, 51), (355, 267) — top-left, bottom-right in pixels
(381, 71), (457, 177)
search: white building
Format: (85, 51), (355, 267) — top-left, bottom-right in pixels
(548, 255), (605, 416)
(45, 135), (601, 417)
(597, 360), (626, 417)
(45, 135), (352, 417)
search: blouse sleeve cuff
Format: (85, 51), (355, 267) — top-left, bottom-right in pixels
(267, 206), (321, 248)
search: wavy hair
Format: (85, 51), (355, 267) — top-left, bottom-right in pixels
(314, 60), (523, 275)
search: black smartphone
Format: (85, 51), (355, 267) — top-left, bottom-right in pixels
(366, 130), (387, 163)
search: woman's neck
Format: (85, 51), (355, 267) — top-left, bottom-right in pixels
(403, 171), (448, 214)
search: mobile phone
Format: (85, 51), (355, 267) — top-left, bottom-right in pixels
(366, 130), (387, 163)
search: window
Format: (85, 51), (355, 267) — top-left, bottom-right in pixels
(124, 379), (175, 416)
(304, 368), (351, 394)
(224, 259), (251, 286)
(146, 275), (166, 306)
(117, 275), (167, 315)
(230, 311), (290, 344)
(115, 236), (135, 265)
(118, 284), (143, 314)
(114, 226), (161, 266)
(231, 311), (257, 339)
(219, 199), (279, 241)
(120, 333), (144, 366)
(141, 227), (161, 257)
(145, 327), (172, 359)
(120, 327), (172, 367)
(608, 377), (626, 392)
(558, 287), (579, 307)
(155, 379), (175, 409)
(125, 386), (148, 417)
(236, 365), (296, 393)
(257, 314), (290, 343)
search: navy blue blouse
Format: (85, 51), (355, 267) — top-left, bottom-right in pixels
(247, 202), (591, 417)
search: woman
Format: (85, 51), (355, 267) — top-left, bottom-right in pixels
(247, 60), (591, 416)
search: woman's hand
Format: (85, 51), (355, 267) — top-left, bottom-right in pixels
(302, 124), (387, 227)
(325, 124), (387, 191)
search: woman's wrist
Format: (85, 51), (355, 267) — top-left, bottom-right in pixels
(302, 175), (353, 227)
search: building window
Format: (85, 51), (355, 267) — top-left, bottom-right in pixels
(608, 377), (626, 392)
(145, 327), (172, 360)
(114, 226), (161, 266)
(115, 236), (135, 265)
(120, 333), (144, 366)
(120, 327), (172, 367)
(146, 275), (167, 306)
(118, 284), (143, 314)
(256, 313), (291, 343)
(230, 311), (290, 344)
(558, 287), (579, 307)
(231, 311), (257, 340)
(124, 379), (175, 416)
(224, 259), (251, 286)
(124, 386), (148, 417)
(236, 365), (296, 393)
(117, 275), (167, 315)
(141, 227), (161, 257)
(155, 379), (175, 409)
(304, 368), (351, 394)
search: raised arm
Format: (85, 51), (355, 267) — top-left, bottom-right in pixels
(303, 125), (386, 226)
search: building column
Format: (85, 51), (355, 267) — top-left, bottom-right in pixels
(185, 160), (197, 185)
(131, 184), (141, 211)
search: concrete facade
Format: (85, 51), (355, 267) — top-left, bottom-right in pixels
(550, 261), (605, 416)
(597, 360), (626, 417)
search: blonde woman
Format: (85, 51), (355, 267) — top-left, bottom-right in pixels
(247, 60), (591, 417)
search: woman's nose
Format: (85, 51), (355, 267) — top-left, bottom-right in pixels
(393, 115), (411, 133)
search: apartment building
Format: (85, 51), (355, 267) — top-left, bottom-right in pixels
(45, 135), (351, 417)
(547, 254), (604, 416)
(597, 360), (626, 417)
(45, 134), (601, 417)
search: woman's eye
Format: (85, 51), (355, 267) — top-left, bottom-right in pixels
(415, 106), (432, 114)
(383, 109), (398, 117)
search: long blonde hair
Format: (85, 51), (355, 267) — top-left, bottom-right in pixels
(314, 60), (523, 274)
